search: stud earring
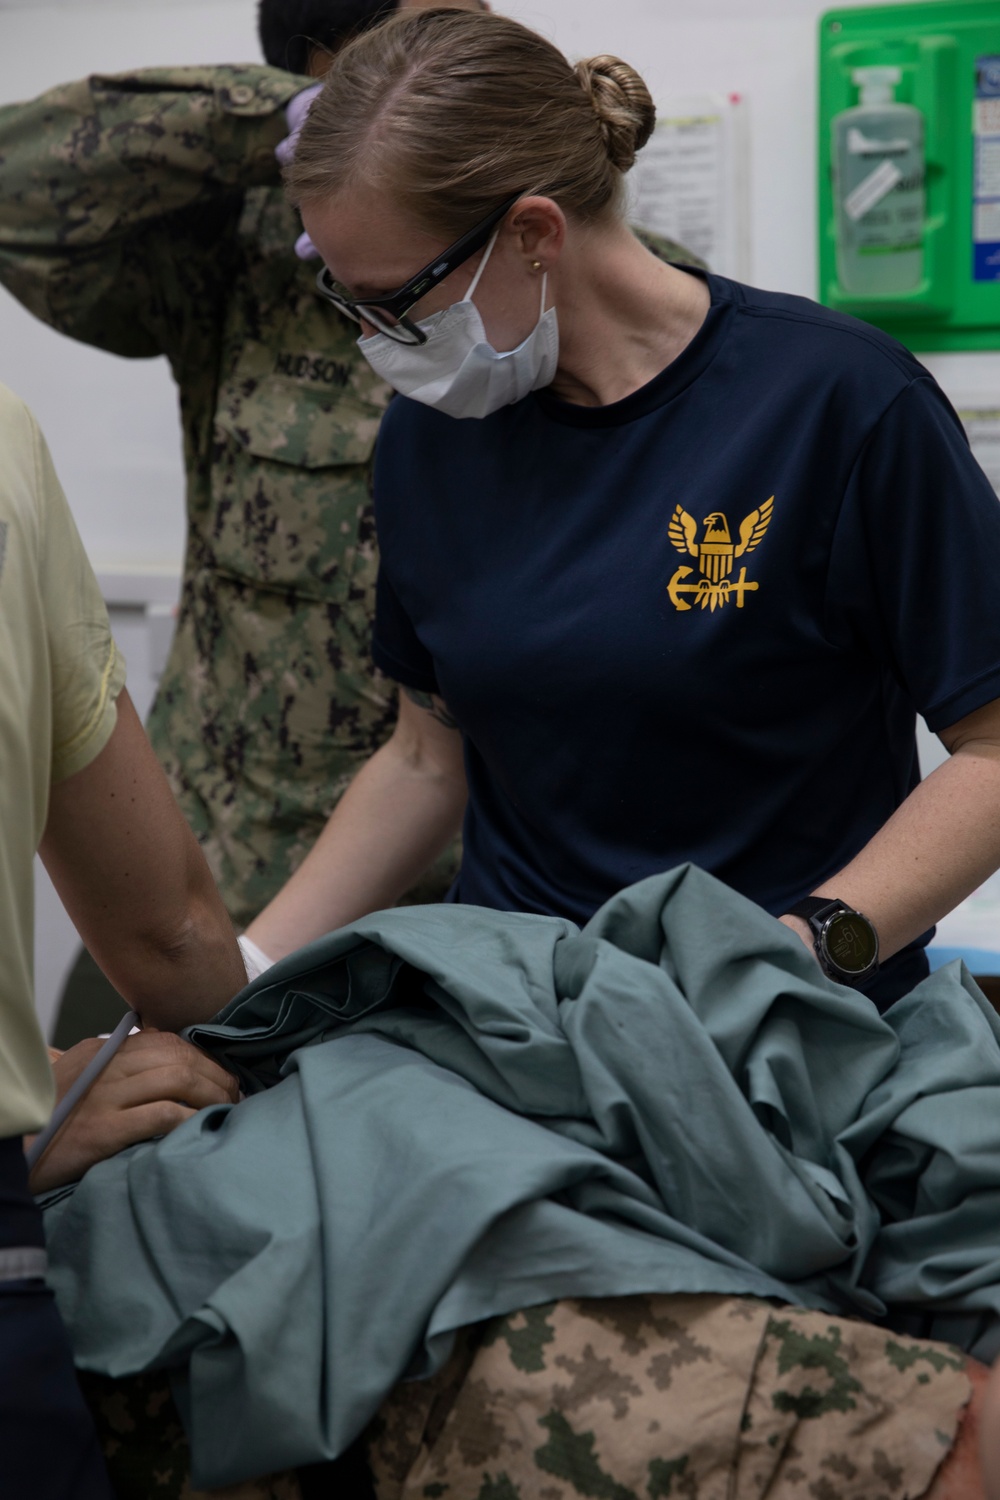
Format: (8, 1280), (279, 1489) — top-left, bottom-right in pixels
(530, 260), (542, 272)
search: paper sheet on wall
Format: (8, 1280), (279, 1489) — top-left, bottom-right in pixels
(957, 408), (1000, 497)
(628, 94), (751, 280)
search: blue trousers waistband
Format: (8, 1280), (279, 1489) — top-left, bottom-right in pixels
(0, 1135), (45, 1251)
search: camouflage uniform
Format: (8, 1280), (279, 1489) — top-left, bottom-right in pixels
(0, 65), (403, 927)
(0, 67), (699, 928)
(79, 1296), (971, 1500)
(369, 1296), (972, 1500)
(77, 1368), (303, 1500)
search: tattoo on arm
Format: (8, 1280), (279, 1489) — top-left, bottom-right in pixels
(402, 686), (459, 730)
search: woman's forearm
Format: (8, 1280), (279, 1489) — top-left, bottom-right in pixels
(787, 724), (1000, 962)
(246, 723), (468, 961)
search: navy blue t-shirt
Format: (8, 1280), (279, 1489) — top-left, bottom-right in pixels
(372, 271), (1000, 999)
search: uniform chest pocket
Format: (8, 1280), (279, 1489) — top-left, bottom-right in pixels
(209, 370), (390, 604)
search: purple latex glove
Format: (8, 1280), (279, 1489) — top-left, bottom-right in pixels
(276, 83), (324, 259)
(275, 82), (322, 166)
(293, 230), (320, 260)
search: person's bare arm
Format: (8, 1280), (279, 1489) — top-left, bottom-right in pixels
(39, 689), (246, 1029)
(924, 1357), (989, 1500)
(979, 1356), (1000, 1500)
(246, 687), (467, 961)
(26, 1031), (240, 1193)
(781, 696), (1000, 961)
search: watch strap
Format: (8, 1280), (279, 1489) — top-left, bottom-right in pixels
(784, 897), (879, 987)
(786, 897), (844, 924)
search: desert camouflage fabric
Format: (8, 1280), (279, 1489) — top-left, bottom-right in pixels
(79, 1294), (970, 1500)
(0, 67), (700, 927)
(370, 1295), (971, 1500)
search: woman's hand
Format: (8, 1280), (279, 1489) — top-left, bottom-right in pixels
(27, 1030), (239, 1194)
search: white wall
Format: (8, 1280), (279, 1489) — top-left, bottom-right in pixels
(2, 0), (996, 1026)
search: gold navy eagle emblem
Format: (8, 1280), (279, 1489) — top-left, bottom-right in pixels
(667, 496), (774, 612)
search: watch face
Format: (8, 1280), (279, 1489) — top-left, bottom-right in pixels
(823, 912), (878, 975)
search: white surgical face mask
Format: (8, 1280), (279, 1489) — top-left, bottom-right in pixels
(357, 229), (559, 420)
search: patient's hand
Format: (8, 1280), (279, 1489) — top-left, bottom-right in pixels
(27, 1030), (239, 1193)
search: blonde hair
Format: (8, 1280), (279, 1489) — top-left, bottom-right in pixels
(285, 8), (656, 236)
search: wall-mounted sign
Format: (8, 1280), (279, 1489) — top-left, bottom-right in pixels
(629, 93), (751, 281)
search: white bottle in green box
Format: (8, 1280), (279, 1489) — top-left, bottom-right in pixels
(833, 65), (925, 295)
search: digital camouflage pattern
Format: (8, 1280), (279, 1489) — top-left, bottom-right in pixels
(0, 66), (701, 927)
(78, 1295), (970, 1500)
(368, 1295), (972, 1500)
(77, 1368), (303, 1500)
(0, 65), (394, 928)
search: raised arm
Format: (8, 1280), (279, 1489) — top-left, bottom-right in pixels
(245, 687), (468, 960)
(40, 688), (246, 1030)
(0, 65), (306, 360)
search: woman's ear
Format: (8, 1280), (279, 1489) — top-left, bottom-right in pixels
(509, 197), (566, 274)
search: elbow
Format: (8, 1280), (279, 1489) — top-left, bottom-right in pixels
(111, 896), (243, 1030)
(141, 905), (212, 967)
(391, 725), (466, 794)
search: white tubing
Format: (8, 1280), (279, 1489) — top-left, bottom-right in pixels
(25, 1008), (140, 1174)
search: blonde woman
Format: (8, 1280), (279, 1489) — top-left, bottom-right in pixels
(247, 7), (1000, 1015)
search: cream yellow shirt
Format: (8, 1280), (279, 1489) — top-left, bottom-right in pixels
(0, 384), (125, 1138)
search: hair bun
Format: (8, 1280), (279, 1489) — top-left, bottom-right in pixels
(574, 55), (656, 173)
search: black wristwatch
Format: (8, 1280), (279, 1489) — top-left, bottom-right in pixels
(785, 897), (880, 988)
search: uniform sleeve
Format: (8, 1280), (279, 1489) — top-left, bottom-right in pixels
(372, 568), (440, 694)
(32, 413), (126, 781)
(0, 65), (307, 362)
(826, 375), (1000, 733)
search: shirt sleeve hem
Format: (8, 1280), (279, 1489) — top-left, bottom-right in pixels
(371, 637), (440, 695)
(923, 664), (1000, 734)
(51, 640), (127, 784)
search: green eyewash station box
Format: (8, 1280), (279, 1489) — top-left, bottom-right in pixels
(818, 0), (1000, 351)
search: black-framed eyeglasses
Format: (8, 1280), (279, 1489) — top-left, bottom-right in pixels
(314, 191), (523, 346)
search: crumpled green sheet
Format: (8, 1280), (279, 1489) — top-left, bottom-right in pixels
(41, 865), (1000, 1487)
